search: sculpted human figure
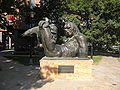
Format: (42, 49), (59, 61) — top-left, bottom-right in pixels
(38, 21), (61, 57)
(23, 20), (88, 58)
(38, 21), (88, 58)
(63, 22), (88, 57)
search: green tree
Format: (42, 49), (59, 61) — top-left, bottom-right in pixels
(1, 0), (120, 51)
(60, 0), (120, 51)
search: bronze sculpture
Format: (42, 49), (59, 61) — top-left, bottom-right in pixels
(23, 20), (88, 58)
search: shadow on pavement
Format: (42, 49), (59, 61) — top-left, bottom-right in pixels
(0, 55), (54, 90)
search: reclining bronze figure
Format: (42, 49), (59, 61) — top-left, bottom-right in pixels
(23, 20), (88, 58)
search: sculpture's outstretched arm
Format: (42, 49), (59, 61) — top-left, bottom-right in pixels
(22, 26), (39, 37)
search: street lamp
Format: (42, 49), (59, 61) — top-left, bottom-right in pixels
(89, 14), (95, 20)
(30, 11), (35, 18)
(29, 11), (35, 65)
(118, 44), (120, 58)
(89, 14), (96, 59)
(30, 11), (35, 27)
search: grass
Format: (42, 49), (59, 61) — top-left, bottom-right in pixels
(5, 56), (42, 66)
(118, 57), (120, 62)
(92, 56), (102, 65)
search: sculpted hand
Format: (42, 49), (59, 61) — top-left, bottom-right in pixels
(38, 21), (49, 28)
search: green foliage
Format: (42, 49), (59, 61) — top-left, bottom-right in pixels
(118, 58), (120, 62)
(1, 0), (120, 51)
(93, 56), (102, 65)
(0, 0), (14, 13)
(60, 0), (120, 51)
(61, 14), (80, 25)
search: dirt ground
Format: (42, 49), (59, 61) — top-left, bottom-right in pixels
(0, 55), (120, 90)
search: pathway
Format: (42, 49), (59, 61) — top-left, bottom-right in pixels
(0, 55), (120, 90)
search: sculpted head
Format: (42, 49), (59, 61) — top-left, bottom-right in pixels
(64, 22), (74, 37)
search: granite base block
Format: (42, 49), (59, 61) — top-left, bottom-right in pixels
(39, 57), (93, 80)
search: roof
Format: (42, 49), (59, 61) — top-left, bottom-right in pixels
(0, 28), (7, 32)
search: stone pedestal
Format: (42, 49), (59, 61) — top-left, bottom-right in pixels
(39, 57), (93, 80)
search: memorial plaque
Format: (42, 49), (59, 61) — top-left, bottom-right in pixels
(58, 65), (74, 73)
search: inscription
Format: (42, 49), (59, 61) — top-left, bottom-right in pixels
(58, 65), (74, 73)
